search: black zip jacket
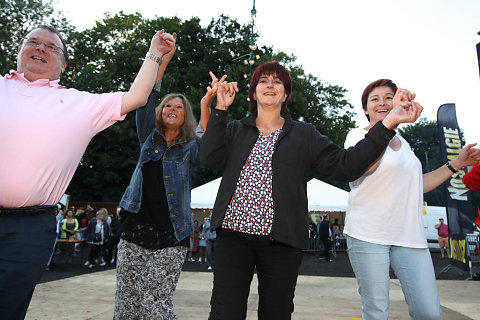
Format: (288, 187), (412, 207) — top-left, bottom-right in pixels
(199, 109), (395, 249)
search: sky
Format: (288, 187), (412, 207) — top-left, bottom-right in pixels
(54, 0), (480, 143)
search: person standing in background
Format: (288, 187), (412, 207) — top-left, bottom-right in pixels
(435, 218), (450, 259)
(317, 214), (331, 262)
(202, 213), (217, 271)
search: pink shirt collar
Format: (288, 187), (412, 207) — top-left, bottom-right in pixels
(7, 70), (64, 88)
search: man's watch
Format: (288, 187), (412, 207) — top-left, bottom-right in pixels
(145, 51), (162, 65)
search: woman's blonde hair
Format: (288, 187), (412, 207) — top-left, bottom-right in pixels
(96, 208), (108, 218)
(155, 93), (198, 141)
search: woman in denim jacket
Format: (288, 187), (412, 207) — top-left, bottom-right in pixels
(113, 38), (231, 318)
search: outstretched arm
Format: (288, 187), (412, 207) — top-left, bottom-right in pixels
(120, 30), (176, 116)
(155, 33), (176, 83)
(135, 36), (177, 143)
(424, 143), (480, 193)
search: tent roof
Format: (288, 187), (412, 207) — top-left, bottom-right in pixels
(191, 178), (221, 209)
(191, 177), (350, 212)
(306, 179), (349, 212)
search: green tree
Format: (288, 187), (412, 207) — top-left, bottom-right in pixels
(0, 0), (74, 73)
(2, 8), (358, 201)
(399, 118), (445, 206)
(65, 13), (358, 201)
(399, 118), (480, 212)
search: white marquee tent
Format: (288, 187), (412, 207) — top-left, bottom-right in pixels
(306, 179), (350, 212)
(191, 178), (350, 212)
(191, 178), (222, 209)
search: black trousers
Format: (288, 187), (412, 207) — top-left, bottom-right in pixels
(209, 229), (302, 320)
(319, 238), (331, 261)
(88, 243), (106, 264)
(0, 212), (57, 320)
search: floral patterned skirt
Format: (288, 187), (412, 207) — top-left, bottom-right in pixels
(113, 239), (187, 319)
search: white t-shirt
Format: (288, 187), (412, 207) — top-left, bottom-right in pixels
(343, 128), (427, 248)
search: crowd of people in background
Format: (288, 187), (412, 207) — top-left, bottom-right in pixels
(49, 204), (219, 271)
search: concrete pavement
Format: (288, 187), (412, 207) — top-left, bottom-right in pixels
(26, 270), (480, 320)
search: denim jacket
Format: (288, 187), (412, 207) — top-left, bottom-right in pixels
(120, 83), (200, 241)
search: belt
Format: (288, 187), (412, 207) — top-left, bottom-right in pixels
(0, 205), (58, 215)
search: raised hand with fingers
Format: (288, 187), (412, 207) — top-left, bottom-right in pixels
(452, 143), (480, 169)
(393, 88), (416, 109)
(199, 72), (227, 131)
(382, 92), (423, 130)
(202, 72), (227, 108)
(215, 76), (239, 111)
(150, 29), (176, 58)
(161, 32), (177, 63)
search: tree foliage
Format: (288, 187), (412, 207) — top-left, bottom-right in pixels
(398, 118), (480, 209)
(399, 119), (445, 206)
(0, 0), (74, 72)
(2, 7), (357, 202)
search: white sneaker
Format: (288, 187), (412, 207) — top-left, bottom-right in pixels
(99, 262), (107, 267)
(207, 266), (212, 271)
(188, 257), (194, 262)
(111, 258), (115, 264)
(83, 261), (90, 266)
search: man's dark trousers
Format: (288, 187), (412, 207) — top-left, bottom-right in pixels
(0, 213), (57, 319)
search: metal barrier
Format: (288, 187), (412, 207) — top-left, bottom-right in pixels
(466, 233), (480, 280)
(306, 234), (347, 258)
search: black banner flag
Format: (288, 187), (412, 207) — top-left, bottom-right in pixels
(437, 103), (474, 267)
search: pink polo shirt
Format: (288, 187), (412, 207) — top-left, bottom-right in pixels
(0, 71), (125, 207)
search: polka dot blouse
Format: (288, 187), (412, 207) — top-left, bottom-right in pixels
(222, 128), (282, 235)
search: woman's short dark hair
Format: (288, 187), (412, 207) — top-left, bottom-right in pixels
(19, 24), (68, 63)
(361, 79), (397, 121)
(248, 61), (292, 115)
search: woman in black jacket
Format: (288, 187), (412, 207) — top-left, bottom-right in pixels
(85, 208), (110, 269)
(199, 61), (422, 320)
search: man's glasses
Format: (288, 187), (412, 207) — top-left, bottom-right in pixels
(23, 37), (64, 55)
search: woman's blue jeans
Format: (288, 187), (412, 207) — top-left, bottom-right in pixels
(347, 235), (442, 320)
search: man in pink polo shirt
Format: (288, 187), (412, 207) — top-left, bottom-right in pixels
(0, 24), (176, 319)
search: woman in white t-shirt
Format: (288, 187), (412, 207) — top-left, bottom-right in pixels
(344, 79), (480, 319)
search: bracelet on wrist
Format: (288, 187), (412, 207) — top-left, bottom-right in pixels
(145, 51), (162, 65)
(446, 161), (458, 174)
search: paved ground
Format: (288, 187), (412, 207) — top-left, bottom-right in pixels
(28, 250), (479, 320)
